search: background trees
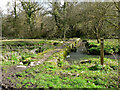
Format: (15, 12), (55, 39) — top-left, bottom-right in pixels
(20, 0), (43, 38)
(1, 1), (119, 41)
(78, 2), (118, 43)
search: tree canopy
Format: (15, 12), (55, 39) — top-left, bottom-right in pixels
(1, 1), (119, 41)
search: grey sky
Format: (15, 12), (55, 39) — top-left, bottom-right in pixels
(0, 0), (13, 14)
(0, 0), (119, 14)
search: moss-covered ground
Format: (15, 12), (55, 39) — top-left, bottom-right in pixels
(3, 57), (118, 88)
(1, 39), (119, 88)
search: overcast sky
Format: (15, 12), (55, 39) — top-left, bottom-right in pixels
(0, 0), (119, 14)
(0, 0), (51, 14)
(0, 0), (13, 14)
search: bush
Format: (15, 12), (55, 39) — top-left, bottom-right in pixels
(85, 41), (119, 55)
(88, 47), (100, 55)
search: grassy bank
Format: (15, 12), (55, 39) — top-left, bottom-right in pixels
(1, 39), (119, 88)
(4, 57), (118, 88)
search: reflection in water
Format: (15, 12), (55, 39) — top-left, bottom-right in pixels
(66, 44), (119, 64)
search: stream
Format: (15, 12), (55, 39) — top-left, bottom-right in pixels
(66, 42), (119, 64)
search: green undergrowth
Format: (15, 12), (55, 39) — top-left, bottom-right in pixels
(1, 40), (62, 66)
(1, 40), (62, 46)
(86, 39), (119, 55)
(47, 44), (73, 67)
(6, 57), (118, 88)
(2, 39), (119, 88)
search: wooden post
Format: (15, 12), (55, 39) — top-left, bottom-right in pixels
(100, 38), (104, 65)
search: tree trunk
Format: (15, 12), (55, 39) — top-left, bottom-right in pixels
(96, 38), (99, 43)
(96, 34), (100, 43)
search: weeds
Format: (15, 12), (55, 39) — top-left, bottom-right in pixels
(1, 39), (119, 88)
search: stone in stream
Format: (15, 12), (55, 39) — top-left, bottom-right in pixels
(80, 60), (91, 64)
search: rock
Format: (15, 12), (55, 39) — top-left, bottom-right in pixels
(80, 60), (91, 64)
(88, 64), (96, 68)
(76, 74), (79, 76)
(16, 65), (27, 68)
(19, 62), (23, 65)
(29, 62), (35, 67)
(60, 41), (63, 43)
(81, 71), (84, 73)
(37, 61), (41, 64)
(66, 55), (70, 58)
(36, 63), (39, 65)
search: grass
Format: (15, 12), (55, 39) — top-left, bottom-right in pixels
(86, 39), (119, 55)
(1, 40), (62, 66)
(1, 39), (119, 88)
(6, 57), (118, 88)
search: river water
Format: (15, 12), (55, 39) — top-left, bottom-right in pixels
(66, 42), (119, 64)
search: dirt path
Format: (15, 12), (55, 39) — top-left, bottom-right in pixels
(1, 45), (64, 88)
(1, 39), (80, 88)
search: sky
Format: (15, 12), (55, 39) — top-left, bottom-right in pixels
(0, 0), (13, 14)
(0, 0), (119, 14)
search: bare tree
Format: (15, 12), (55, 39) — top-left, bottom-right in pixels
(20, 0), (43, 38)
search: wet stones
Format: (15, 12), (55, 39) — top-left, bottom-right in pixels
(80, 60), (91, 64)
